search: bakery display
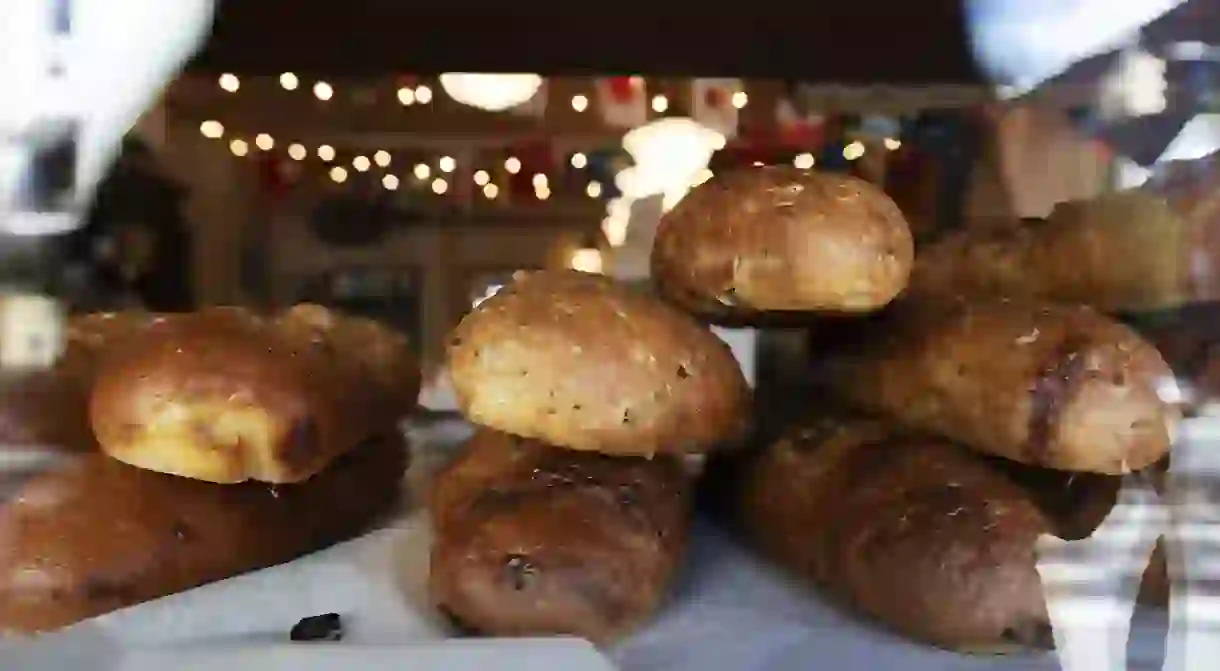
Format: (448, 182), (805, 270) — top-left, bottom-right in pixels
(907, 186), (1220, 313)
(819, 298), (1177, 474)
(429, 429), (690, 643)
(650, 166), (914, 322)
(727, 409), (1166, 653)
(0, 432), (406, 633)
(0, 303), (418, 633)
(90, 305), (419, 484)
(446, 270), (750, 457)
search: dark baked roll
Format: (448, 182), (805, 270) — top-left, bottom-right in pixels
(729, 410), (1168, 652)
(0, 432), (406, 633)
(428, 429), (691, 643)
(819, 298), (1176, 474)
(650, 166), (914, 323)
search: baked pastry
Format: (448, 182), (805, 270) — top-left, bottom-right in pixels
(907, 180), (1220, 312)
(446, 270), (750, 456)
(89, 305), (419, 483)
(819, 299), (1177, 474)
(730, 411), (1160, 652)
(650, 166), (914, 323)
(0, 431), (406, 633)
(429, 429), (690, 643)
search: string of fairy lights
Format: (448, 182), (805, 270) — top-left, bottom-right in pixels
(196, 73), (764, 204)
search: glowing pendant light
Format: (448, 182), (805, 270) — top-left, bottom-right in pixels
(439, 73), (543, 112)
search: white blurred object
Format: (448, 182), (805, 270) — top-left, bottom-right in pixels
(438, 74), (543, 112)
(1098, 45), (1168, 119)
(621, 118), (724, 198)
(966, 0), (1186, 92)
(0, 292), (64, 369)
(0, 0), (214, 235)
(1158, 114), (1220, 162)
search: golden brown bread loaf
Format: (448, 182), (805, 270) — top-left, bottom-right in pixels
(907, 178), (1220, 312)
(89, 305), (419, 483)
(446, 270), (750, 456)
(819, 299), (1177, 474)
(429, 429), (691, 643)
(731, 411), (1166, 652)
(651, 167), (914, 323)
(0, 432), (406, 633)
(0, 311), (151, 450)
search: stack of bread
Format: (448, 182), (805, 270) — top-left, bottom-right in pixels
(0, 304), (420, 633)
(428, 270), (751, 642)
(647, 166), (1186, 653)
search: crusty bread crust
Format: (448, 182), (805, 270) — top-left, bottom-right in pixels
(446, 271), (750, 456)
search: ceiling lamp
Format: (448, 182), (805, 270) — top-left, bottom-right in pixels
(439, 73), (543, 112)
(621, 118), (724, 198)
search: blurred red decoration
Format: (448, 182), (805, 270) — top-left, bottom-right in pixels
(607, 77), (638, 103)
(256, 153), (293, 202)
(395, 74), (419, 89)
(704, 87), (727, 108)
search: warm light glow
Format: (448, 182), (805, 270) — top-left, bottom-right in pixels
(883, 138), (902, 151)
(843, 141), (866, 161)
(571, 95), (589, 112)
(415, 85), (433, 104)
(602, 217), (629, 247)
(374, 150), (392, 167)
(288, 144), (307, 161)
(793, 152), (815, 169)
(414, 163), (431, 180)
(569, 248), (603, 274)
(532, 173), (548, 189)
(431, 178), (449, 194)
(396, 87), (416, 105)
(621, 118), (724, 198)
(279, 73), (299, 90)
(483, 184), (499, 199)
(219, 73), (240, 92)
(382, 174), (400, 190)
(753, 161), (765, 167)
(504, 157), (521, 174)
(602, 197), (632, 248)
(313, 81), (334, 101)
(254, 133), (274, 151)
(439, 156), (456, 173)
(352, 155), (371, 172)
(229, 139), (248, 157)
(586, 181), (603, 198)
(692, 168), (714, 186)
(731, 91), (749, 109)
(570, 152), (587, 169)
(439, 73), (543, 111)
(473, 170), (490, 186)
(199, 120), (224, 139)
(317, 145), (336, 162)
(651, 95), (669, 113)
(535, 186), (551, 200)
(329, 166), (348, 183)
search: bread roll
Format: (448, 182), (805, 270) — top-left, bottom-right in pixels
(429, 429), (690, 643)
(0, 312), (150, 450)
(819, 299), (1176, 474)
(651, 167), (914, 323)
(907, 184), (1220, 312)
(446, 270), (750, 456)
(732, 411), (1162, 652)
(90, 306), (419, 483)
(0, 432), (406, 633)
